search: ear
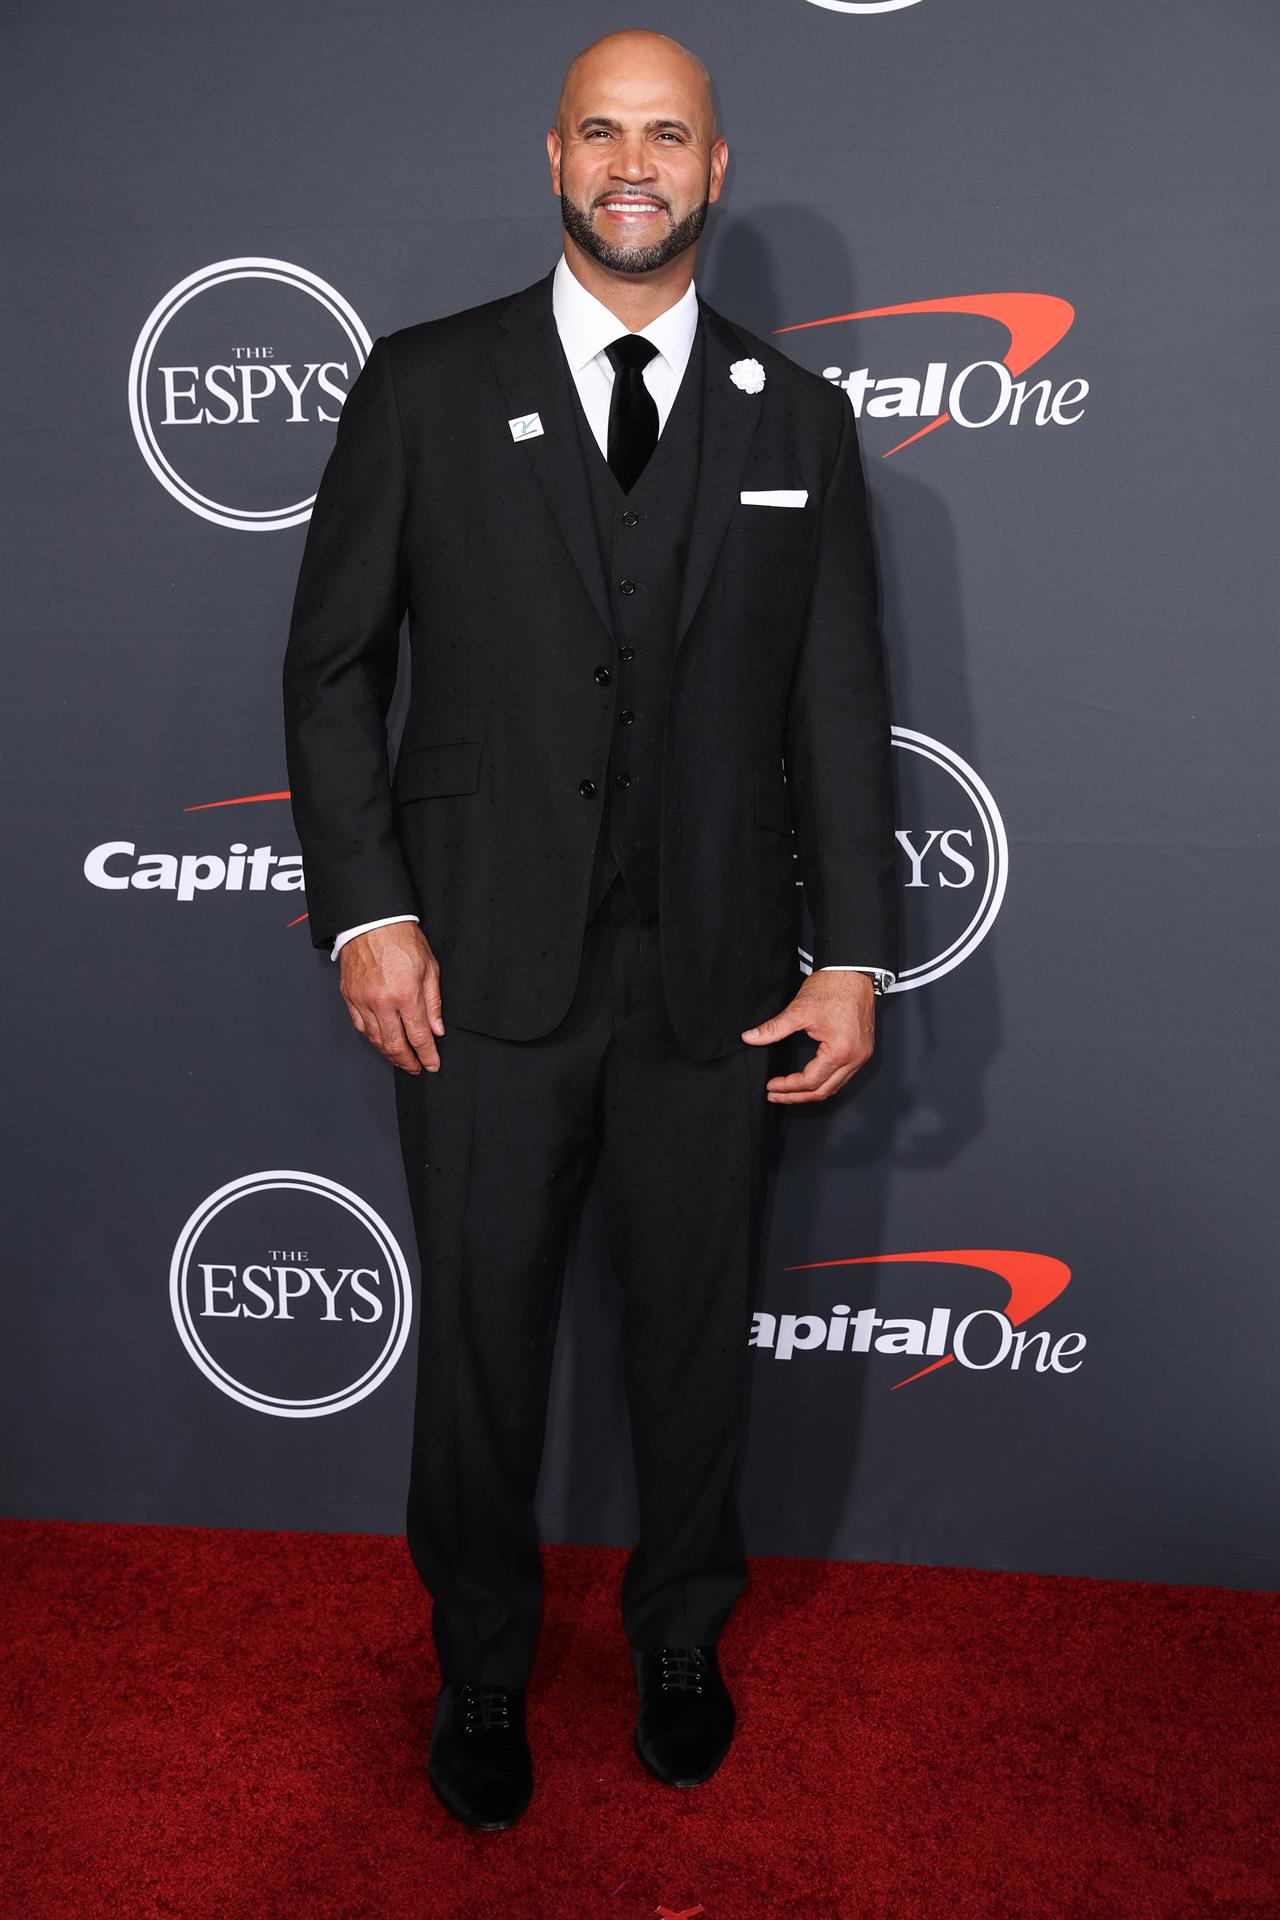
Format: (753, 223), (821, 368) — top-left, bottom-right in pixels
(546, 127), (562, 195)
(707, 137), (729, 206)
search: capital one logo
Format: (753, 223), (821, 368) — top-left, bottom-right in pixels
(85, 802), (305, 921)
(128, 258), (371, 530)
(84, 790), (304, 927)
(798, 728), (1007, 991)
(751, 1250), (1085, 1387)
(170, 1171), (412, 1416)
(778, 294), (1087, 458)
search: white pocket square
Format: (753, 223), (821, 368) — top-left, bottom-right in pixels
(739, 489), (808, 508)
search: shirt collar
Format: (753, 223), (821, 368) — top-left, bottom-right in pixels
(552, 253), (699, 379)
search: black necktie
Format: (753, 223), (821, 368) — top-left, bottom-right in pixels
(604, 335), (660, 493)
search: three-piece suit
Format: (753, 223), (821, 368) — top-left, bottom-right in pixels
(282, 259), (898, 1686)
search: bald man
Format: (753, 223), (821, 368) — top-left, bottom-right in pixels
(283, 30), (897, 1829)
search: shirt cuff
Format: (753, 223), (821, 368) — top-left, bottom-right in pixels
(817, 965), (897, 989)
(331, 914), (419, 961)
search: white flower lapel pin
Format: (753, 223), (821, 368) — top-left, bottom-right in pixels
(729, 357), (766, 395)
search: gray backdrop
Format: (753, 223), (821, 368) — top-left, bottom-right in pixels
(4, 1), (1277, 1591)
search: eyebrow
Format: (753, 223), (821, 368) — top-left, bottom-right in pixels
(577, 115), (694, 137)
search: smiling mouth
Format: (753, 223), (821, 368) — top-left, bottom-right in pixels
(597, 198), (668, 218)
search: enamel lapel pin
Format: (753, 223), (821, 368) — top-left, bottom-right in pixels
(508, 411), (544, 442)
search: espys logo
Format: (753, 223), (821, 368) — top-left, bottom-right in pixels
(128, 258), (370, 531)
(804, 0), (925, 11)
(799, 727), (1008, 991)
(751, 1250), (1084, 1386)
(170, 1171), (412, 1417)
(777, 294), (1086, 458)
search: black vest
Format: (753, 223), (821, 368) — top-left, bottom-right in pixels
(567, 325), (705, 921)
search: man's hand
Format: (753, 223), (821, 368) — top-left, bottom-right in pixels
(339, 922), (445, 1074)
(741, 971), (876, 1103)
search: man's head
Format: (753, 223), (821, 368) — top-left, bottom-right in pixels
(548, 30), (728, 278)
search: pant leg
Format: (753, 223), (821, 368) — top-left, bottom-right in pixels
(598, 883), (787, 1651)
(393, 897), (614, 1686)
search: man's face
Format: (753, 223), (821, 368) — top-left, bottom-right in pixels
(548, 37), (728, 276)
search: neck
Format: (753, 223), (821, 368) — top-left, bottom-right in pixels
(561, 237), (696, 332)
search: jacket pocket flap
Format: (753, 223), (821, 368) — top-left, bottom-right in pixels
(754, 765), (794, 835)
(393, 738), (483, 804)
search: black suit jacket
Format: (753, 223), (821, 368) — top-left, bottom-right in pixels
(282, 268), (898, 1062)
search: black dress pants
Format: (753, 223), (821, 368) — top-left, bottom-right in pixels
(393, 871), (785, 1686)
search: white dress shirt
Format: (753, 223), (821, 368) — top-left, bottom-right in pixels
(332, 256), (894, 991)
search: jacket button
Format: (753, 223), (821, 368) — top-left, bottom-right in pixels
(619, 709), (634, 725)
(579, 778), (596, 797)
(621, 510), (639, 528)
(615, 773), (631, 789)
(594, 665), (611, 684)
(620, 645), (636, 661)
(619, 578), (637, 596)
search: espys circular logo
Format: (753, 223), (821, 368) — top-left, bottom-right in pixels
(128, 258), (370, 531)
(799, 727), (1007, 990)
(804, 0), (926, 13)
(889, 728), (1008, 990)
(170, 1171), (412, 1417)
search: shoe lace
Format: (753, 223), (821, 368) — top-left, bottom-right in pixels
(656, 1646), (706, 1694)
(461, 1682), (514, 1734)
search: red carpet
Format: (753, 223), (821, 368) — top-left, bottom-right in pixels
(2, 1520), (1277, 1919)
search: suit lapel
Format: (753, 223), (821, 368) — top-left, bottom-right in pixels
(675, 301), (766, 644)
(485, 278), (764, 649)
(486, 274), (613, 640)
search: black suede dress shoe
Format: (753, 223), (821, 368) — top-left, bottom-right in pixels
(427, 1679), (533, 1830)
(633, 1645), (735, 1787)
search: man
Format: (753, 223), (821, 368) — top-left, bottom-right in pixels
(283, 29), (898, 1830)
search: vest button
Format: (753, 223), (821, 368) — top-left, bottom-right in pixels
(594, 666), (611, 684)
(579, 778), (597, 798)
(619, 645), (637, 661)
(619, 578), (637, 595)
(619, 709), (635, 725)
(620, 510), (640, 528)
(615, 773), (632, 789)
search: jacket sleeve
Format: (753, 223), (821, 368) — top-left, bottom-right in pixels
(783, 388), (899, 976)
(282, 333), (418, 950)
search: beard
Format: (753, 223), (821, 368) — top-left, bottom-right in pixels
(560, 185), (709, 275)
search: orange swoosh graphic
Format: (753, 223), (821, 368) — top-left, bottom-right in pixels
(178, 790), (307, 928)
(183, 790), (291, 811)
(783, 1249), (1072, 1387)
(775, 293), (1076, 456)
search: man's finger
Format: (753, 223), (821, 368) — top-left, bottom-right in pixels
(765, 1040), (840, 1093)
(401, 1011), (442, 1072)
(741, 1005), (807, 1044)
(768, 1060), (855, 1103)
(421, 977), (446, 1039)
(350, 999), (385, 1050)
(770, 1032), (874, 1100)
(348, 997), (411, 1070)
(374, 1009), (425, 1074)
(767, 1066), (852, 1104)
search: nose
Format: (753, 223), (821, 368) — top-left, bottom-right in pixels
(610, 135), (655, 183)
